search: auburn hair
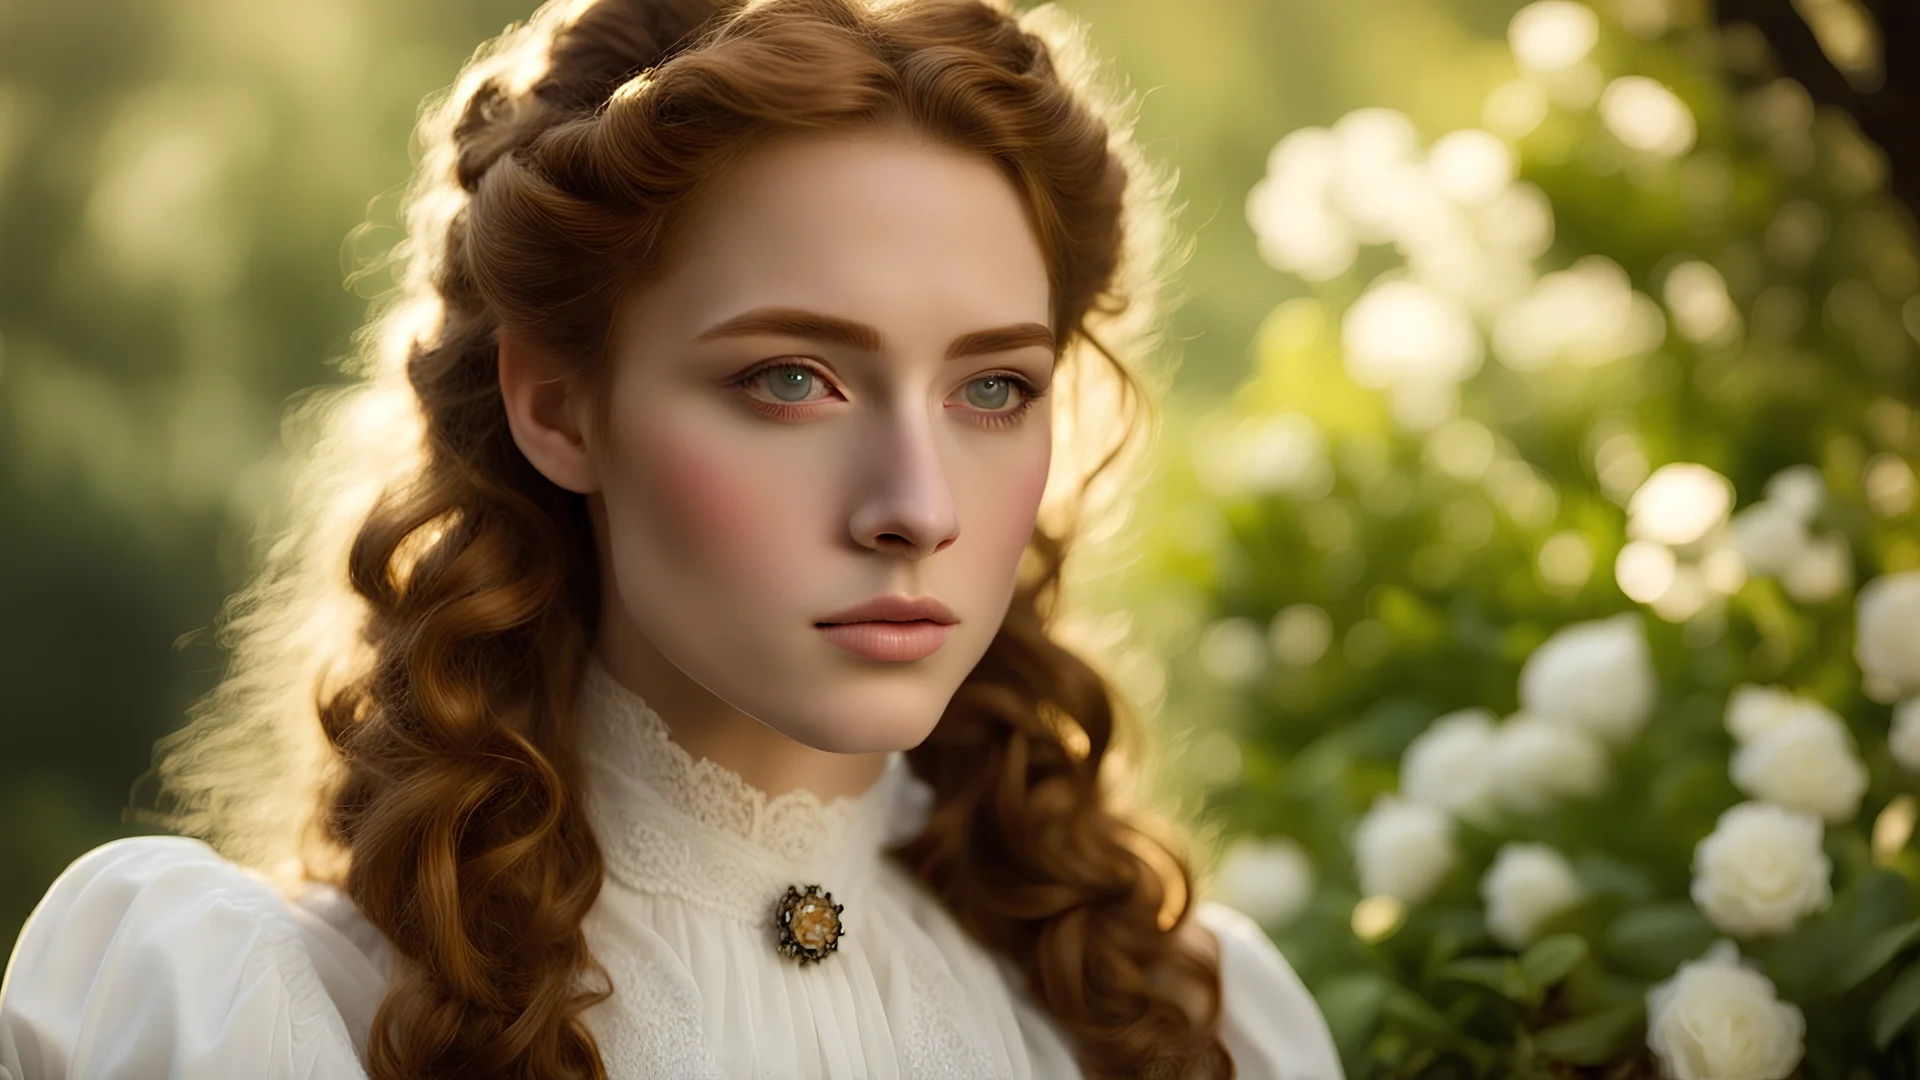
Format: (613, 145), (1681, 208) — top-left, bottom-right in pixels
(148, 0), (1226, 1075)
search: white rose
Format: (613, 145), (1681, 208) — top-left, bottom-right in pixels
(1890, 697), (1920, 772)
(1646, 939), (1806, 1080)
(1858, 571), (1920, 699)
(1490, 711), (1610, 814)
(1480, 842), (1585, 950)
(1764, 464), (1825, 523)
(1728, 501), (1808, 578)
(1781, 533), (1851, 604)
(1353, 794), (1458, 905)
(1728, 704), (1867, 824)
(1401, 707), (1502, 826)
(1723, 684), (1800, 743)
(1518, 613), (1658, 745)
(1214, 836), (1316, 928)
(1691, 802), (1832, 936)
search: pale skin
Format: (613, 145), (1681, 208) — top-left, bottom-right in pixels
(500, 121), (1223, 1012)
(499, 125), (1056, 802)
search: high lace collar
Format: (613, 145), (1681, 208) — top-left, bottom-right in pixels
(572, 655), (928, 916)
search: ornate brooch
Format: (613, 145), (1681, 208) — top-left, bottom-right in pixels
(774, 883), (846, 965)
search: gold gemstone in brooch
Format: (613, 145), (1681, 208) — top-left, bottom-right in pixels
(775, 884), (845, 965)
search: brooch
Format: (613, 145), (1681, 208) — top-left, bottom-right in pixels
(775, 884), (845, 965)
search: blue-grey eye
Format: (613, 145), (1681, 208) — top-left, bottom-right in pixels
(965, 376), (1013, 410)
(767, 367), (815, 403)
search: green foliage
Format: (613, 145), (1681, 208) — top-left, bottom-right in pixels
(1087, 0), (1920, 1076)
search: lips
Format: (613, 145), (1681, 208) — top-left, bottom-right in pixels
(816, 594), (958, 626)
(815, 595), (957, 662)
(816, 620), (953, 662)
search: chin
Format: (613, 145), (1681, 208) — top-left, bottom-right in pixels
(781, 703), (947, 755)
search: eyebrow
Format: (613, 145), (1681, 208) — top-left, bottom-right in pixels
(690, 306), (1057, 360)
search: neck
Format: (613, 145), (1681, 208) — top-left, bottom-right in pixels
(591, 625), (889, 803)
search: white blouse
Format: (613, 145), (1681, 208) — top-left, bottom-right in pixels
(0, 658), (1344, 1079)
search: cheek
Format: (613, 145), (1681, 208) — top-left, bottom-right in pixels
(974, 441), (1051, 570)
(620, 417), (801, 575)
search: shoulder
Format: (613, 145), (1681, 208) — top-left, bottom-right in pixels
(1, 836), (383, 1080)
(1195, 900), (1346, 1080)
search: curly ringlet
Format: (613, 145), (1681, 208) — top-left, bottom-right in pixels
(144, 0), (1226, 1075)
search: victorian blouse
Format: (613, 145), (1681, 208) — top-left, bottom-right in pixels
(0, 657), (1344, 1078)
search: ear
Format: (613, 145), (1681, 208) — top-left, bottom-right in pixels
(497, 329), (600, 495)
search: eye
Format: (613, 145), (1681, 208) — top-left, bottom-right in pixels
(963, 375), (1018, 411)
(728, 359), (1048, 429)
(739, 362), (836, 406)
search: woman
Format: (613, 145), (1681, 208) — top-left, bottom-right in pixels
(0, 0), (1343, 1076)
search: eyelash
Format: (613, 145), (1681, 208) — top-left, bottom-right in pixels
(728, 360), (1049, 431)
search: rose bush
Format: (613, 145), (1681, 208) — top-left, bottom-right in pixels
(1125, 1), (1920, 1074)
(1646, 940), (1806, 1080)
(1690, 802), (1834, 936)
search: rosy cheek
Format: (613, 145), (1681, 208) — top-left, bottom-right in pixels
(628, 421), (792, 570)
(985, 446), (1051, 567)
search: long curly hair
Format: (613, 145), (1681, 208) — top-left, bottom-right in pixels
(147, 0), (1226, 1075)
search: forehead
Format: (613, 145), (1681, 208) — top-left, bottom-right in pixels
(624, 128), (1053, 343)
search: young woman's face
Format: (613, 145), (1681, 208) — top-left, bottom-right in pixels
(583, 127), (1055, 753)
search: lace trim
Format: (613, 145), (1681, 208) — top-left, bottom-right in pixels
(576, 656), (918, 914)
(590, 782), (822, 927)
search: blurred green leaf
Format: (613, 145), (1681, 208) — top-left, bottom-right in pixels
(1317, 970), (1390, 1056)
(1532, 999), (1649, 1066)
(1603, 904), (1717, 981)
(1381, 984), (1451, 1038)
(1832, 916), (1920, 996)
(1874, 962), (1920, 1051)
(1519, 934), (1588, 989)
(1438, 956), (1541, 1008)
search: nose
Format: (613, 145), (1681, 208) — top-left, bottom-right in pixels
(848, 404), (960, 559)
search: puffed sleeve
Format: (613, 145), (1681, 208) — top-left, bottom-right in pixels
(0, 836), (381, 1080)
(1198, 901), (1345, 1080)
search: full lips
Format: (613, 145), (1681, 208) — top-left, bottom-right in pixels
(816, 620), (952, 661)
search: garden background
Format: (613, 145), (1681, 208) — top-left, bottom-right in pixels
(2, 0), (1916, 1075)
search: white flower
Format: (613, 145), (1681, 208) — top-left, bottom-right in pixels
(1781, 533), (1851, 604)
(1401, 707), (1502, 825)
(1729, 703), (1867, 824)
(1728, 501), (1808, 578)
(1723, 684), (1802, 744)
(1480, 842), (1584, 950)
(1518, 613), (1658, 745)
(1646, 939), (1806, 1080)
(1691, 802), (1832, 936)
(1214, 836), (1316, 928)
(1891, 698), (1920, 772)
(1764, 465), (1825, 523)
(1353, 794), (1458, 905)
(1489, 711), (1610, 814)
(1858, 571), (1920, 699)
